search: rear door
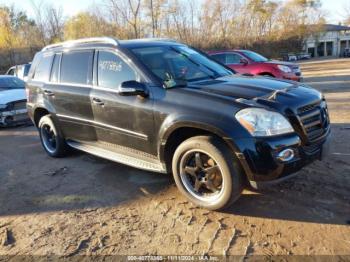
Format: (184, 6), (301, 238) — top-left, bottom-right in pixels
(90, 49), (155, 154)
(45, 50), (97, 142)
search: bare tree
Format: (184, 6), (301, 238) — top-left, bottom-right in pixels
(108, 0), (142, 38)
(46, 5), (64, 42)
(145, 0), (166, 37)
(30, 0), (65, 44)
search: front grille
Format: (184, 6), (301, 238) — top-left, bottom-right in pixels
(297, 101), (329, 143)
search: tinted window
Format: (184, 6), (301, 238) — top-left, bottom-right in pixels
(97, 51), (136, 88)
(61, 50), (93, 84)
(50, 54), (61, 83)
(7, 68), (15, 76)
(211, 54), (225, 64)
(34, 53), (54, 81)
(0, 77), (25, 91)
(23, 64), (31, 77)
(226, 53), (242, 64)
(131, 46), (232, 88)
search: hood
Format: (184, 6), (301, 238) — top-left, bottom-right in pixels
(264, 60), (299, 68)
(185, 75), (321, 111)
(0, 89), (26, 105)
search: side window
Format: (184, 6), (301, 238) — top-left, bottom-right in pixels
(211, 54), (225, 64)
(61, 50), (93, 85)
(50, 54), (61, 83)
(33, 54), (54, 81)
(225, 53), (242, 64)
(23, 64), (31, 77)
(97, 51), (137, 88)
(7, 68), (15, 75)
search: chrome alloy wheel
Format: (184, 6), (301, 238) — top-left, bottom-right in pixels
(179, 150), (224, 203)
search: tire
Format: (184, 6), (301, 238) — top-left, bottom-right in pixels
(38, 114), (68, 157)
(172, 136), (244, 210)
(261, 74), (274, 78)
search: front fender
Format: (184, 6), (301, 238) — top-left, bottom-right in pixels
(157, 113), (246, 162)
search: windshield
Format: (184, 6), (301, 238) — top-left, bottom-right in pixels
(131, 45), (233, 88)
(241, 50), (268, 62)
(0, 77), (25, 91)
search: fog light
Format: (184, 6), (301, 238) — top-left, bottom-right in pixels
(277, 148), (295, 162)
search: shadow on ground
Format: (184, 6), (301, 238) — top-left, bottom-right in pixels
(0, 123), (349, 226)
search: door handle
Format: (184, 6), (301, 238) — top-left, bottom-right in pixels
(92, 97), (104, 106)
(43, 90), (55, 96)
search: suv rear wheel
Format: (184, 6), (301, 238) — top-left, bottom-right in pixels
(172, 136), (243, 210)
(38, 115), (68, 157)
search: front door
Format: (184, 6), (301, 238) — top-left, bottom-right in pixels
(90, 50), (156, 155)
(224, 52), (252, 74)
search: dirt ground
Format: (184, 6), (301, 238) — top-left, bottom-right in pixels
(0, 58), (349, 258)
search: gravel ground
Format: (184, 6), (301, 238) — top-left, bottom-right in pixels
(0, 58), (349, 258)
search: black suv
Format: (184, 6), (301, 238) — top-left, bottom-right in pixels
(26, 37), (330, 210)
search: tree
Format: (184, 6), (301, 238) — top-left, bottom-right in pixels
(343, 3), (350, 25)
(108, 0), (142, 38)
(144, 0), (166, 37)
(30, 0), (65, 45)
(64, 12), (116, 40)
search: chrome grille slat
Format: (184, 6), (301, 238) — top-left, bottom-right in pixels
(300, 109), (321, 121)
(304, 120), (321, 129)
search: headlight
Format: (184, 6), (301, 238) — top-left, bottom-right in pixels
(235, 108), (294, 136)
(277, 65), (292, 73)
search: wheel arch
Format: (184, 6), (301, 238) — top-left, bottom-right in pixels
(159, 121), (240, 173)
(33, 107), (50, 127)
(258, 72), (275, 77)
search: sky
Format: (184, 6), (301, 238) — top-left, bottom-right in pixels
(0, 0), (348, 24)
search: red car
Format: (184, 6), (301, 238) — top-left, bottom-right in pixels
(208, 50), (302, 82)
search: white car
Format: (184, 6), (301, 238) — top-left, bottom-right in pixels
(0, 76), (29, 126)
(6, 63), (31, 82)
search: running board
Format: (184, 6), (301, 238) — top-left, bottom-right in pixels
(67, 140), (167, 173)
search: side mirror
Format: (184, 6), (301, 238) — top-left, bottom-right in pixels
(118, 80), (148, 97)
(240, 58), (248, 65)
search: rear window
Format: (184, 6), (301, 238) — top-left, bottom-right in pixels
(33, 54), (54, 81)
(60, 50), (93, 85)
(7, 67), (15, 76)
(0, 77), (25, 91)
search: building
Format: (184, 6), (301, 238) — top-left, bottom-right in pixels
(304, 24), (350, 57)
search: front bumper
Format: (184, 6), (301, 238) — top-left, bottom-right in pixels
(231, 128), (331, 189)
(282, 73), (302, 82)
(0, 108), (29, 126)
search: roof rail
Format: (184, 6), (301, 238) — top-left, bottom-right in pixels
(130, 38), (178, 43)
(42, 37), (119, 51)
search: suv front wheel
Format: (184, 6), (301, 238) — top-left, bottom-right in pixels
(38, 114), (68, 157)
(172, 136), (243, 210)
